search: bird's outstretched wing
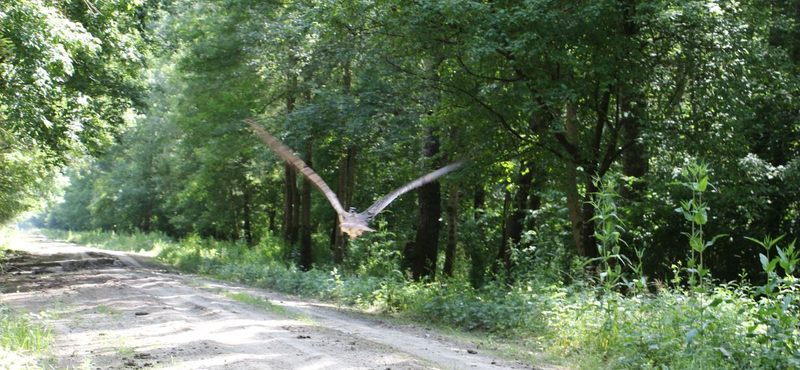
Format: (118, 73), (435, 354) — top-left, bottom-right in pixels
(360, 161), (464, 221)
(246, 119), (347, 216)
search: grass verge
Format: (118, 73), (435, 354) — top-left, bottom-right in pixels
(0, 304), (55, 369)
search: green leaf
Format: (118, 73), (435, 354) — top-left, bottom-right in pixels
(768, 258), (780, 273)
(745, 236), (767, 249)
(691, 238), (706, 253)
(760, 253), (771, 272)
(696, 176), (709, 192)
(706, 234), (727, 247)
(686, 328), (699, 345)
(693, 210), (707, 225)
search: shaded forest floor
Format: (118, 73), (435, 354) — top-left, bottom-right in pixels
(0, 233), (556, 370)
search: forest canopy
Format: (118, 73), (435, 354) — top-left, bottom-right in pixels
(15, 0), (794, 282)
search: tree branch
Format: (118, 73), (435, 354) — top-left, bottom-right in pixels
(456, 55), (524, 83)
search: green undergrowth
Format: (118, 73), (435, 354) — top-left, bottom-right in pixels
(39, 228), (800, 370)
(0, 304), (55, 370)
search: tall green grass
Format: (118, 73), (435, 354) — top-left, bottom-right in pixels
(39, 227), (800, 369)
(0, 306), (52, 353)
(0, 305), (54, 370)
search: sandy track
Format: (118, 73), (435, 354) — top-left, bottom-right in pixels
(1, 234), (550, 370)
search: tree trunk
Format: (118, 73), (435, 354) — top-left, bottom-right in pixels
(443, 183), (459, 278)
(300, 144), (313, 270)
(580, 178), (599, 258)
(526, 191), (542, 231)
(411, 129), (442, 280)
(333, 147), (356, 264)
(473, 187), (485, 219)
(563, 103), (586, 256)
(291, 170), (300, 245)
(333, 60), (357, 262)
(620, 0), (649, 200)
(620, 92), (648, 199)
(268, 209), (276, 235)
(231, 182), (240, 242)
(243, 184), (253, 246)
(283, 53), (298, 243)
(141, 204), (151, 233)
(497, 163), (533, 274)
(283, 164), (294, 241)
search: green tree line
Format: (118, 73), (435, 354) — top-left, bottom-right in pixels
(4, 0), (799, 283)
(1, 0), (151, 224)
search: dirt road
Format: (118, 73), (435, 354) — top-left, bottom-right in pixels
(1, 234), (551, 370)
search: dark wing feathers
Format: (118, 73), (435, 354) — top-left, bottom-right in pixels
(246, 119), (347, 216)
(361, 161), (464, 221)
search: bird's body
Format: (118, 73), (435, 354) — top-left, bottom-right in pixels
(338, 212), (373, 240)
(246, 119), (463, 240)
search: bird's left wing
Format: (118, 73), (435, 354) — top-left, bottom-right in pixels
(246, 119), (347, 216)
(360, 161), (464, 221)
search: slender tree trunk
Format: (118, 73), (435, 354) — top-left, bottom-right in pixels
(283, 165), (294, 241)
(621, 92), (648, 199)
(283, 54), (298, 243)
(268, 209), (276, 235)
(243, 184), (253, 246)
(300, 144), (313, 270)
(564, 103), (586, 256)
(332, 155), (346, 261)
(333, 61), (357, 263)
(526, 191), (542, 231)
(465, 186), (487, 287)
(333, 148), (356, 264)
(291, 169), (300, 245)
(473, 187), (485, 218)
(497, 163), (533, 274)
(497, 189), (511, 270)
(231, 183), (240, 242)
(141, 204), (151, 233)
(412, 129), (442, 280)
(443, 184), (459, 278)
(620, 0), (649, 200)
(581, 178), (599, 258)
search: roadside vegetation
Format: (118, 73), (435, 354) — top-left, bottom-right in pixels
(41, 168), (800, 370)
(0, 305), (54, 370)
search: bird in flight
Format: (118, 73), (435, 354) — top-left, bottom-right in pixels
(246, 119), (463, 240)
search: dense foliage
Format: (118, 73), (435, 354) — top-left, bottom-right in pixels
(1, 0), (150, 223)
(36, 0), (799, 281)
(2, 0), (800, 368)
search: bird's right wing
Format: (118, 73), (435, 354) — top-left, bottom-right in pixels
(246, 119), (347, 216)
(361, 161), (464, 221)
